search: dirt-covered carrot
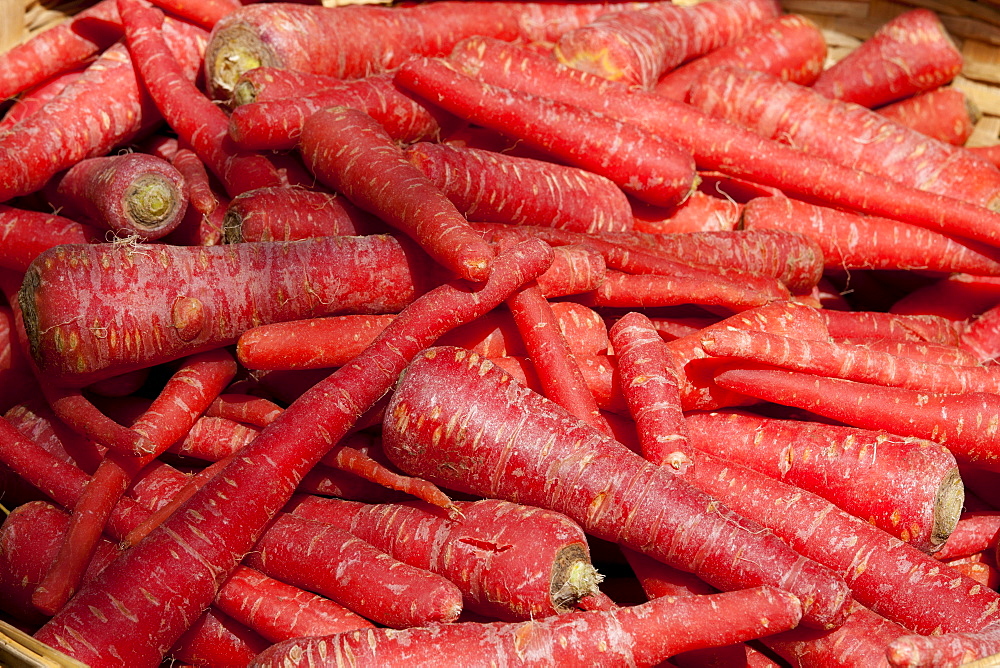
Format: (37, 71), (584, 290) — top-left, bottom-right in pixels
(653, 13), (826, 101)
(687, 66), (1000, 211)
(251, 584), (802, 668)
(19, 234), (432, 387)
(46, 152), (188, 241)
(405, 142), (634, 235)
(299, 106), (495, 282)
(118, 0), (281, 198)
(222, 186), (382, 243)
(608, 311), (689, 466)
(445, 35), (1000, 250)
(713, 368), (1000, 470)
(684, 410), (963, 553)
(877, 86), (978, 146)
(288, 495), (601, 622)
(382, 346), (853, 629)
(33, 240), (553, 667)
(742, 195), (1000, 276)
(202, 1), (630, 99)
(395, 57), (698, 209)
(553, 0), (780, 89)
(811, 8), (963, 108)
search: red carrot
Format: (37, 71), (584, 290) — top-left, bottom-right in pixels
(578, 268), (787, 310)
(631, 190), (740, 234)
(19, 235), (432, 387)
(33, 240), (553, 666)
(811, 8), (964, 108)
(299, 106), (496, 282)
(886, 623), (1000, 667)
(817, 309), (962, 345)
(686, 66), (1000, 211)
(46, 152), (189, 241)
(934, 511), (1000, 562)
(742, 195), (1000, 276)
(552, 0), (780, 89)
(550, 302), (609, 357)
(204, 394), (284, 429)
(0, 205), (99, 273)
(684, 410), (963, 553)
(713, 367), (1000, 470)
(288, 495), (601, 622)
(222, 186), (382, 243)
(653, 13), (826, 101)
(890, 273), (1000, 322)
(168, 608), (269, 668)
(394, 57), (699, 209)
(382, 346), (853, 630)
(147, 0), (240, 29)
(229, 66), (353, 106)
(608, 311), (690, 467)
(877, 86), (978, 146)
(444, 35), (1000, 250)
(227, 72), (457, 151)
(405, 141), (634, 235)
(238, 314), (397, 371)
(532, 244), (606, 299)
(202, 1), (632, 99)
(250, 585), (802, 668)
(960, 302), (1000, 364)
(0, 67), (86, 132)
(118, 0), (281, 198)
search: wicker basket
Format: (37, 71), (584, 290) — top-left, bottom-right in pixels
(2, 1), (1000, 667)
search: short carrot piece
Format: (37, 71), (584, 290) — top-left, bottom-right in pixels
(877, 86), (978, 146)
(237, 314), (397, 371)
(221, 186), (381, 243)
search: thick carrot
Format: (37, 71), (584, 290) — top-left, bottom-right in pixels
(811, 8), (963, 108)
(405, 141), (634, 235)
(288, 495), (601, 622)
(33, 240), (553, 666)
(0, 67), (86, 132)
(250, 585), (802, 668)
(934, 511), (1000, 562)
(877, 86), (978, 146)
(222, 186), (382, 243)
(653, 13), (826, 101)
(552, 0), (780, 89)
(886, 624), (1000, 668)
(631, 190), (740, 234)
(550, 302), (609, 357)
(742, 195), (1000, 276)
(168, 608), (269, 668)
(444, 35), (1000, 250)
(686, 66), (1000, 211)
(0, 205), (99, 273)
(713, 368), (1000, 470)
(18, 235), (432, 387)
(382, 346), (853, 629)
(394, 57), (699, 209)
(237, 314), (397, 371)
(299, 106), (495, 282)
(45, 152), (189, 241)
(684, 410), (962, 553)
(202, 1), (631, 99)
(228, 66), (352, 106)
(532, 244), (606, 299)
(227, 72), (457, 151)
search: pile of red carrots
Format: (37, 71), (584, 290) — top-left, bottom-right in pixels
(2, 0), (1000, 666)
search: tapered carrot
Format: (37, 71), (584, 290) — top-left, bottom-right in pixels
(877, 86), (978, 146)
(33, 240), (553, 667)
(147, 0), (240, 29)
(238, 314), (397, 371)
(811, 8), (963, 108)
(687, 66), (1000, 211)
(684, 410), (962, 553)
(578, 268), (787, 310)
(934, 511), (1000, 561)
(204, 394), (284, 428)
(742, 195), (1000, 276)
(532, 244), (606, 299)
(0, 206), (99, 273)
(886, 624), (1000, 668)
(890, 273), (1000, 322)
(228, 66), (352, 106)
(222, 186), (382, 243)
(960, 302), (1000, 364)
(553, 0), (780, 89)
(631, 190), (740, 234)
(394, 57), (698, 209)
(118, 0), (281, 198)
(653, 13), (826, 101)
(19, 235), (432, 387)
(299, 106), (496, 282)
(405, 142), (634, 235)
(250, 585), (802, 668)
(0, 67), (86, 132)
(444, 35), (1000, 250)
(713, 368), (1000, 470)
(169, 608), (269, 668)
(817, 309), (963, 346)
(382, 346), (853, 629)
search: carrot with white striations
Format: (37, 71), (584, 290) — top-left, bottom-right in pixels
(237, 314), (397, 371)
(0, 206), (100, 273)
(299, 106), (495, 282)
(960, 302), (1000, 364)
(817, 309), (963, 345)
(877, 87), (978, 146)
(222, 186), (382, 243)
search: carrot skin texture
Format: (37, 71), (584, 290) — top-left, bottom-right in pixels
(934, 511), (1000, 562)
(653, 13), (826, 101)
(811, 8), (963, 108)
(877, 87), (977, 146)
(382, 346), (853, 630)
(250, 585), (802, 668)
(886, 624), (1000, 668)
(817, 309), (962, 346)
(405, 142), (634, 235)
(299, 106), (495, 282)
(18, 235), (430, 387)
(684, 410), (962, 553)
(553, 0), (780, 88)
(394, 57), (698, 209)
(222, 186), (383, 243)
(0, 206), (99, 273)
(446, 36), (1000, 250)
(32, 240), (553, 667)
(687, 67), (1000, 210)
(238, 314), (397, 371)
(168, 608), (269, 668)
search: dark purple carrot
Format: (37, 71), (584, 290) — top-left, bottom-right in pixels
(46, 152), (188, 241)
(394, 57), (698, 209)
(405, 141), (634, 235)
(382, 345), (854, 630)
